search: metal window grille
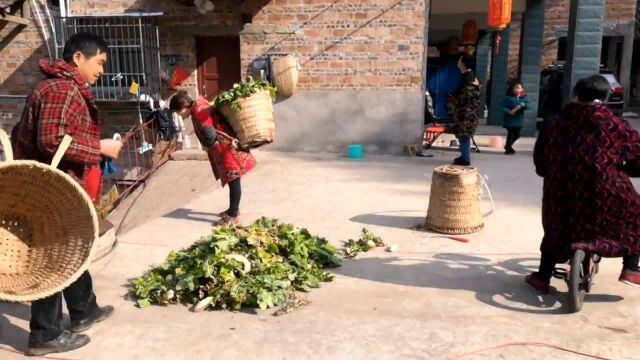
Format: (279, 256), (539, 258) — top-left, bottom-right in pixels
(53, 13), (162, 101)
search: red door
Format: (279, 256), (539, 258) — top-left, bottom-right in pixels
(196, 36), (241, 101)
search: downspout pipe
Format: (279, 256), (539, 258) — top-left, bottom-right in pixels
(30, 0), (53, 59)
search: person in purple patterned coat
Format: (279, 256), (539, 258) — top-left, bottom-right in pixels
(526, 75), (640, 294)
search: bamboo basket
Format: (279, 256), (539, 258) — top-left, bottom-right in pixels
(426, 165), (484, 235)
(220, 90), (275, 149)
(0, 130), (99, 302)
(271, 55), (299, 98)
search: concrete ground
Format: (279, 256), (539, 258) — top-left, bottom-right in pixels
(2, 149), (640, 359)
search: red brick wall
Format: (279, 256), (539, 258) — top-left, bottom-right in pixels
(68, 0), (426, 92)
(2, 0), (427, 145)
(0, 17), (49, 130)
(244, 1), (426, 90)
(0, 97), (26, 133)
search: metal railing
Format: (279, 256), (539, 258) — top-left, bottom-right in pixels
(98, 118), (177, 216)
(53, 14), (162, 102)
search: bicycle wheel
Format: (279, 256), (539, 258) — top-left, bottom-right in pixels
(585, 255), (598, 293)
(569, 250), (587, 313)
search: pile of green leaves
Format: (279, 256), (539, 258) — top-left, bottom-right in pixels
(130, 218), (341, 311)
(213, 76), (277, 111)
(341, 228), (386, 259)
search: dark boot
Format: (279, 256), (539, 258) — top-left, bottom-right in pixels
(453, 157), (471, 166)
(27, 331), (90, 357)
(69, 305), (114, 333)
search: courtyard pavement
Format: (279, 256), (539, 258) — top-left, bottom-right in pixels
(1, 148), (639, 359)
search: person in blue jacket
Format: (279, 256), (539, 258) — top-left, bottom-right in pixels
(502, 80), (529, 155)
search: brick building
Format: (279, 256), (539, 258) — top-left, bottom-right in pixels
(1, 0), (427, 153)
(0, 0), (635, 153)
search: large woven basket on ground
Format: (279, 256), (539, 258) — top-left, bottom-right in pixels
(271, 55), (299, 98)
(426, 165), (484, 235)
(220, 90), (275, 149)
(0, 130), (98, 302)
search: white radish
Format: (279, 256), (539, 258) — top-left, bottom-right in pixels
(192, 296), (213, 312)
(162, 290), (175, 301)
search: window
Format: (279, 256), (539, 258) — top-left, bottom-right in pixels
(53, 14), (162, 101)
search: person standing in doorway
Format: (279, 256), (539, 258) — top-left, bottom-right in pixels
(501, 80), (529, 155)
(450, 55), (481, 166)
(11, 33), (121, 356)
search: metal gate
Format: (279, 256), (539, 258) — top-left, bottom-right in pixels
(53, 13), (162, 102)
(98, 118), (177, 216)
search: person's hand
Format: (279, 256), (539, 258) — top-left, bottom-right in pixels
(100, 139), (123, 159)
(231, 139), (250, 152)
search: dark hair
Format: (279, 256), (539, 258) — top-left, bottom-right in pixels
(459, 55), (475, 71)
(507, 79), (523, 96)
(573, 75), (609, 102)
(62, 33), (109, 62)
(170, 91), (194, 112)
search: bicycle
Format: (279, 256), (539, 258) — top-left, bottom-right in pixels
(552, 249), (601, 313)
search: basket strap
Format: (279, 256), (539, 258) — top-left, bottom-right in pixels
(0, 129), (13, 162)
(477, 173), (495, 217)
(51, 135), (73, 169)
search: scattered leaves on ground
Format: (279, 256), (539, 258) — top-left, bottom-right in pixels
(340, 228), (386, 259)
(272, 293), (311, 317)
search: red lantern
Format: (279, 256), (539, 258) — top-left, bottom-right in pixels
(488, 0), (512, 31)
(461, 20), (478, 45)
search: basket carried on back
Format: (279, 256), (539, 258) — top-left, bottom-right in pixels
(220, 90), (275, 149)
(0, 130), (98, 302)
(426, 165), (484, 235)
(271, 55), (299, 98)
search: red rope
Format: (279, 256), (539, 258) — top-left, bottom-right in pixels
(451, 341), (614, 360)
(428, 235), (470, 243)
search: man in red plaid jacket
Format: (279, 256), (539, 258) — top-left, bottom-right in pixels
(11, 33), (122, 357)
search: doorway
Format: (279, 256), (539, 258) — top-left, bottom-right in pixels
(196, 36), (241, 101)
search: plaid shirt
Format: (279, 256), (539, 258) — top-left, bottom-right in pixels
(11, 59), (101, 187)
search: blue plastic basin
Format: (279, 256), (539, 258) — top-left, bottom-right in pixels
(347, 144), (364, 159)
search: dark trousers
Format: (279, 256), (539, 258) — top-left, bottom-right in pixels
(505, 127), (521, 151)
(30, 271), (98, 345)
(227, 178), (242, 218)
(457, 136), (471, 163)
(537, 251), (640, 282)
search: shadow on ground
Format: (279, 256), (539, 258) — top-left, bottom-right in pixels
(350, 211), (425, 230)
(164, 208), (217, 224)
(337, 253), (623, 315)
(0, 302), (30, 352)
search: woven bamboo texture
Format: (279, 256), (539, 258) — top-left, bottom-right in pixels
(220, 90), (275, 149)
(0, 130), (99, 302)
(272, 56), (299, 98)
(426, 165), (484, 235)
